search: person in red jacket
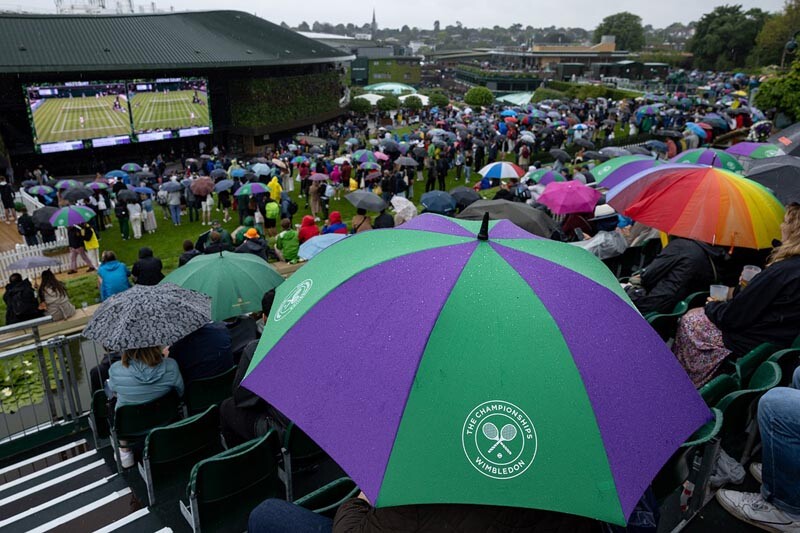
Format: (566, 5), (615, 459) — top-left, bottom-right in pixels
(322, 211), (348, 235)
(297, 215), (320, 244)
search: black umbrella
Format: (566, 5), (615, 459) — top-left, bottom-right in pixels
(457, 200), (558, 238)
(31, 206), (58, 226)
(746, 156), (800, 205)
(135, 171), (156, 180)
(549, 149), (571, 162)
(574, 138), (595, 150)
(584, 151), (610, 162)
(63, 186), (93, 202)
(117, 189), (138, 202)
(413, 146), (427, 157)
(769, 123), (800, 156)
(449, 186), (480, 209)
(395, 156), (418, 167)
(655, 129), (683, 139)
(345, 190), (386, 212)
(627, 146), (653, 156)
(210, 169), (228, 179)
(380, 139), (401, 152)
(600, 147), (631, 158)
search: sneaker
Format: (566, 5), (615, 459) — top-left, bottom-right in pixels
(716, 490), (800, 532)
(118, 447), (135, 469)
(750, 463), (763, 484)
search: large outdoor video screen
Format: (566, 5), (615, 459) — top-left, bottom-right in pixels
(25, 81), (132, 153)
(127, 78), (211, 141)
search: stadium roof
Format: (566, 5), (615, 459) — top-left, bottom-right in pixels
(0, 11), (354, 74)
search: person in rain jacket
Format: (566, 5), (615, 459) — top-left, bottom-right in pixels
(107, 346), (184, 409)
(97, 251), (131, 301)
(322, 211), (348, 235)
(235, 228), (269, 261)
(298, 215), (320, 244)
(267, 176), (283, 203)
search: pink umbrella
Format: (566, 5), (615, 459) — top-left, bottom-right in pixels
(373, 151), (390, 161)
(538, 181), (601, 215)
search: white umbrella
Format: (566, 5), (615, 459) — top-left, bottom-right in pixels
(390, 196), (418, 221)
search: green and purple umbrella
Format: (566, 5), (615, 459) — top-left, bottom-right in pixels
(525, 168), (565, 185)
(26, 185), (55, 196)
(55, 179), (81, 190)
(121, 163), (142, 173)
(242, 214), (711, 525)
(49, 206), (95, 227)
(725, 142), (786, 160)
(671, 148), (743, 173)
(352, 149), (377, 164)
(234, 182), (269, 197)
(592, 156), (663, 189)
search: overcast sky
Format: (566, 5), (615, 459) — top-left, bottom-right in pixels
(5, 0), (785, 28)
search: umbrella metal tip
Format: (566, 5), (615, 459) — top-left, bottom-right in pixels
(477, 212), (490, 241)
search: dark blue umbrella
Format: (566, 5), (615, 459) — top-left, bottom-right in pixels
(644, 140), (668, 153)
(420, 191), (457, 215)
(134, 186), (155, 195)
(161, 181), (183, 193)
(210, 168), (228, 179)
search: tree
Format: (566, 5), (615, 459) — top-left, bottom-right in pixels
(424, 90), (450, 108)
(297, 21), (310, 32)
(592, 12), (645, 51)
(376, 95), (400, 112)
(753, 60), (800, 120)
(750, 0), (800, 67)
(403, 95), (423, 112)
(464, 86), (495, 107)
(689, 5), (769, 69)
(349, 97), (372, 114)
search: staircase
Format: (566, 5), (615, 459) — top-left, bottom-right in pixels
(0, 437), (170, 533)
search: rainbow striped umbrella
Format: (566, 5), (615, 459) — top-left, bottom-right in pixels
(607, 164), (784, 249)
(242, 214), (710, 525)
(525, 168), (565, 185)
(478, 162), (525, 179)
(353, 149), (377, 164)
(26, 185), (55, 196)
(234, 182), (269, 197)
(592, 156), (664, 189)
(671, 149), (743, 173)
(48, 206), (95, 227)
(725, 143), (786, 160)
(55, 179), (81, 190)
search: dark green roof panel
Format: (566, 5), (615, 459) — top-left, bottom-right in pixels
(0, 11), (352, 73)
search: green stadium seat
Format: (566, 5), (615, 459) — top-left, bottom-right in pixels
(279, 422), (327, 502)
(647, 300), (689, 342)
(733, 343), (778, 387)
(180, 430), (283, 533)
(767, 348), (800, 386)
(683, 291), (709, 310)
(183, 366), (237, 416)
(699, 374), (738, 407)
(138, 405), (223, 506)
(111, 390), (181, 474)
(295, 477), (359, 518)
(88, 389), (110, 448)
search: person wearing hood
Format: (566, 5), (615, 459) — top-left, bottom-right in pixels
(232, 215), (258, 246)
(106, 345), (184, 467)
(322, 211), (348, 235)
(235, 228), (268, 261)
(4, 273), (43, 324)
(267, 176), (282, 203)
(275, 218), (300, 263)
(131, 247), (164, 286)
(97, 251), (131, 301)
(624, 237), (725, 317)
(298, 215), (320, 244)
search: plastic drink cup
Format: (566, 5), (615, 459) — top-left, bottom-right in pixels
(742, 265), (762, 283)
(710, 285), (729, 301)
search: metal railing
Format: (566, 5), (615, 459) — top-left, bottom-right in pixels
(0, 317), (106, 454)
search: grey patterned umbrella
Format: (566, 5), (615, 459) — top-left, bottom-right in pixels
(83, 283), (211, 351)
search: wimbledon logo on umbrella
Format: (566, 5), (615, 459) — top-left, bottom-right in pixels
(274, 279), (313, 322)
(462, 400), (538, 480)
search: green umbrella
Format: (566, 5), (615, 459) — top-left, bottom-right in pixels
(161, 251), (284, 321)
(670, 148), (744, 173)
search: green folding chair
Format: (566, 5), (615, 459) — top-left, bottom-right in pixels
(295, 477), (359, 518)
(111, 390), (182, 473)
(139, 405), (223, 506)
(183, 366), (237, 415)
(180, 430), (283, 533)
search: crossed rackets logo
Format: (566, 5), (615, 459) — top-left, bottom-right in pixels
(482, 421), (517, 455)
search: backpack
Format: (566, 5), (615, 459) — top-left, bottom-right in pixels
(8, 284), (39, 319)
(287, 199), (299, 215)
(265, 201), (280, 220)
(156, 189), (169, 206)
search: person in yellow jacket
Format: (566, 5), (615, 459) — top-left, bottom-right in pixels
(268, 176), (283, 202)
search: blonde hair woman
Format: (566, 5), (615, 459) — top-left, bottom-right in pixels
(673, 204), (800, 386)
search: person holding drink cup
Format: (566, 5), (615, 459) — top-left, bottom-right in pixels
(673, 204), (800, 387)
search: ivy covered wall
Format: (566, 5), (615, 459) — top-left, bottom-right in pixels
(229, 71), (343, 131)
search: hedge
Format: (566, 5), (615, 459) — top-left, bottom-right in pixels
(229, 71), (343, 129)
(545, 81), (641, 101)
(532, 88), (567, 103)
